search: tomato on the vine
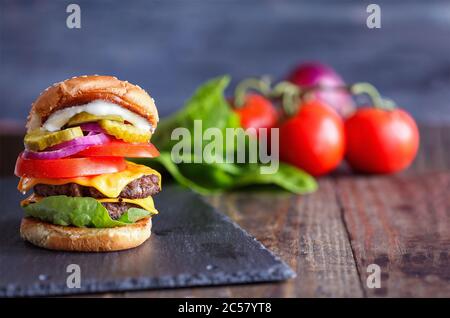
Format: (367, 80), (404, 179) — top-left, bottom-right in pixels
(231, 94), (278, 132)
(279, 100), (345, 176)
(345, 107), (419, 174)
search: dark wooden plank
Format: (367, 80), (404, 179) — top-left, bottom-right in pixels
(119, 180), (363, 297)
(411, 125), (447, 174)
(336, 173), (450, 297)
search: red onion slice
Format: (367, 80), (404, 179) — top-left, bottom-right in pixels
(23, 132), (110, 160)
(80, 123), (104, 133)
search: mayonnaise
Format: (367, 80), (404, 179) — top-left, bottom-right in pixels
(39, 100), (152, 132)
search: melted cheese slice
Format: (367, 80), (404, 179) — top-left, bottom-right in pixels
(18, 161), (161, 198)
(21, 193), (158, 215)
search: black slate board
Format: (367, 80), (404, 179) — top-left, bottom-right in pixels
(0, 178), (294, 297)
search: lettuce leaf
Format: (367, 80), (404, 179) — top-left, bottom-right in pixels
(234, 162), (318, 194)
(117, 208), (151, 223)
(23, 196), (151, 228)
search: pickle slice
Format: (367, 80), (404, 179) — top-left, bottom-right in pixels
(24, 127), (84, 151)
(98, 120), (151, 143)
(66, 112), (124, 127)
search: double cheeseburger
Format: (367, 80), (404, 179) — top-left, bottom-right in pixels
(14, 75), (161, 252)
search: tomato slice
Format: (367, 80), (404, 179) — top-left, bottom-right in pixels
(15, 153), (127, 178)
(77, 140), (160, 158)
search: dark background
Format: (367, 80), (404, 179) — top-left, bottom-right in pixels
(1, 0), (450, 125)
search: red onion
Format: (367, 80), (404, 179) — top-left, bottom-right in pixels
(287, 62), (355, 117)
(80, 122), (105, 133)
(23, 132), (110, 160)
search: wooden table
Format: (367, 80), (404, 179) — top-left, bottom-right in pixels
(1, 125), (449, 297)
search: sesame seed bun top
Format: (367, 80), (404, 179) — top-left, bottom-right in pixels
(26, 75), (159, 131)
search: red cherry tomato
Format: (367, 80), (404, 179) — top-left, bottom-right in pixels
(15, 153), (127, 178)
(279, 100), (345, 176)
(77, 140), (160, 158)
(345, 107), (419, 174)
(232, 94), (278, 132)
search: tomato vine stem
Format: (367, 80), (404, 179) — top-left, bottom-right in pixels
(234, 77), (272, 108)
(234, 78), (395, 117)
(350, 82), (395, 110)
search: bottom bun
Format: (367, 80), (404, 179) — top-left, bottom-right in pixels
(20, 217), (152, 252)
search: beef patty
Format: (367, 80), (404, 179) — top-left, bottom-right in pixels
(33, 174), (160, 199)
(33, 174), (160, 220)
(101, 202), (138, 220)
